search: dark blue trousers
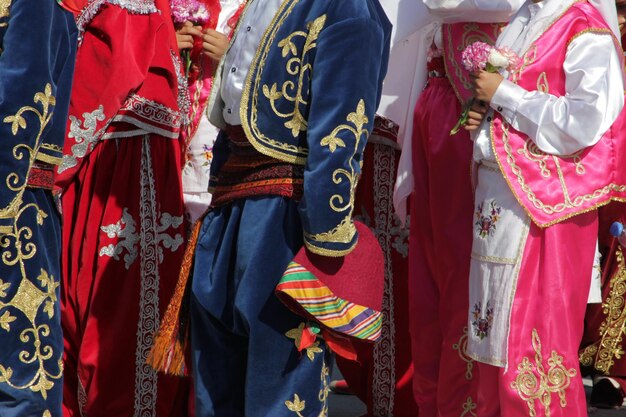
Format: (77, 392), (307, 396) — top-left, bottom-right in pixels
(191, 196), (331, 417)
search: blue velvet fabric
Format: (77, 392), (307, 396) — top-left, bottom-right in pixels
(0, 1), (76, 415)
(0, 0), (76, 230)
(0, 190), (64, 417)
(191, 197), (332, 417)
(210, 0), (392, 256)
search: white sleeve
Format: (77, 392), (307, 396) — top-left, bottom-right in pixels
(422, 0), (526, 23)
(490, 33), (624, 156)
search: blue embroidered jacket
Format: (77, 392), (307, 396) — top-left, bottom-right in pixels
(209, 0), (391, 256)
(0, 0), (77, 233)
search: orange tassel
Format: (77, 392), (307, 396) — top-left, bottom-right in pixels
(147, 219), (203, 376)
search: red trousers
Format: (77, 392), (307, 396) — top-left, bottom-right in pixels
(61, 137), (191, 417)
(408, 77), (476, 417)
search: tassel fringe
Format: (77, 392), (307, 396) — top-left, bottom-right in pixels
(147, 219), (203, 376)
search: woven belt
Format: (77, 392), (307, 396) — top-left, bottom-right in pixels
(27, 162), (55, 190)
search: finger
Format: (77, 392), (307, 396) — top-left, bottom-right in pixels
(203, 42), (222, 54)
(464, 124), (479, 131)
(203, 28), (222, 37)
(465, 118), (482, 127)
(177, 34), (194, 43)
(183, 27), (204, 37)
(203, 51), (222, 62)
(178, 41), (194, 50)
(467, 111), (484, 121)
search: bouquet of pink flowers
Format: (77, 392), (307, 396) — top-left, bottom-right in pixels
(450, 41), (521, 135)
(170, 0), (211, 76)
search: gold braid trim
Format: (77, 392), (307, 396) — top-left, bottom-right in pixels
(511, 329), (577, 417)
(579, 246), (626, 374)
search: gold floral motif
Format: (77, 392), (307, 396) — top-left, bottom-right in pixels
(263, 15), (326, 138)
(285, 360), (330, 416)
(0, 84), (63, 398)
(0, 0), (11, 28)
(1, 84), (55, 222)
(304, 100), (368, 254)
(305, 216), (356, 246)
(460, 397), (477, 417)
(579, 247), (626, 374)
(452, 327), (474, 380)
(0, 200), (63, 400)
(510, 329), (577, 417)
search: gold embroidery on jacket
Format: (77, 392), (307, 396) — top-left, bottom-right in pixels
(510, 329), (577, 417)
(0, 209), (62, 399)
(240, 0), (310, 164)
(579, 247), (626, 374)
(0, 84), (62, 399)
(304, 100), (369, 255)
(536, 72), (549, 93)
(517, 141), (552, 179)
(493, 122), (626, 226)
(263, 14), (326, 137)
(1, 84), (55, 222)
(285, 360), (329, 416)
(0, 0), (11, 28)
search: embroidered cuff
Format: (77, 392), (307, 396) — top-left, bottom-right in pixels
(303, 221), (359, 258)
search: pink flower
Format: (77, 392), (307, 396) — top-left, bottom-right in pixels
(498, 47), (522, 71)
(170, 0), (209, 25)
(461, 41), (522, 73)
(461, 41), (492, 73)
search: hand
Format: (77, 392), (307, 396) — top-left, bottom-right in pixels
(176, 21), (203, 51)
(202, 29), (229, 62)
(471, 70), (504, 103)
(464, 100), (489, 132)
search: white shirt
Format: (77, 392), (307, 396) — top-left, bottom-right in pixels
(424, 0), (525, 23)
(220, 0), (282, 125)
(183, 0), (245, 205)
(392, 0), (524, 221)
(473, 0), (624, 162)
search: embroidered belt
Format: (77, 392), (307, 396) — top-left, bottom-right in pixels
(27, 162), (55, 190)
(211, 125), (304, 207)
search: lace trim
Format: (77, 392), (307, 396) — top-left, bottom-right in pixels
(76, 0), (157, 44)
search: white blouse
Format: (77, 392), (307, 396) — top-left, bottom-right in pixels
(473, 0), (624, 162)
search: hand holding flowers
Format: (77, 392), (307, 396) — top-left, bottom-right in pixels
(171, 0), (211, 76)
(450, 41), (521, 135)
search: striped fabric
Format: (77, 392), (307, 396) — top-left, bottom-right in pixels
(276, 262), (383, 342)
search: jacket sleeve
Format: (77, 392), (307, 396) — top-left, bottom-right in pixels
(298, 12), (389, 256)
(0, 0), (68, 233)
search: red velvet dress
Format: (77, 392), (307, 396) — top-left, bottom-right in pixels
(55, 1), (190, 416)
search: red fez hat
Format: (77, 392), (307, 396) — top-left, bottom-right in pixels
(275, 220), (385, 360)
